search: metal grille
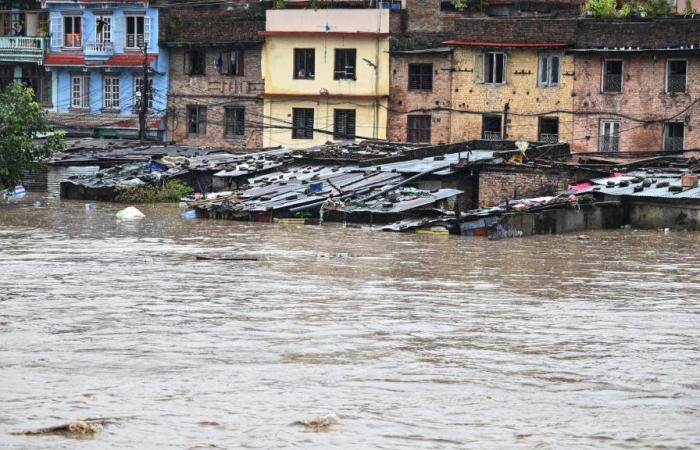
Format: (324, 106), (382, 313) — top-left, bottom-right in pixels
(483, 131), (502, 141)
(603, 74), (621, 93)
(664, 137), (683, 152)
(667, 74), (686, 94)
(599, 135), (619, 152)
(539, 133), (559, 144)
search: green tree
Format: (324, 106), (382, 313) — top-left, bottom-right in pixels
(0, 82), (63, 189)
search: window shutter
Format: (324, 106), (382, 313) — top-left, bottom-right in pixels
(83, 76), (90, 108)
(473, 53), (484, 83)
(348, 111), (356, 139)
(551, 56), (560, 85)
(113, 15), (124, 48)
(50, 17), (62, 48)
(502, 53), (508, 84)
(238, 49), (244, 76)
(237, 108), (245, 135)
(305, 109), (314, 138)
(144, 16), (152, 47)
(539, 56), (547, 87)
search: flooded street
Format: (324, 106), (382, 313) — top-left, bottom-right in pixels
(1, 195), (699, 449)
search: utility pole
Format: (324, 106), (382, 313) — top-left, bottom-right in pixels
(138, 42), (149, 141)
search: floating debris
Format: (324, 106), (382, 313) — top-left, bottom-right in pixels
(194, 255), (258, 261)
(12, 421), (103, 439)
(115, 206), (145, 220)
(295, 413), (340, 432)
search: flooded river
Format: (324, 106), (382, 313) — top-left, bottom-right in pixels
(1, 195), (699, 449)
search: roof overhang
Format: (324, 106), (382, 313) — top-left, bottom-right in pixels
(444, 40), (568, 48)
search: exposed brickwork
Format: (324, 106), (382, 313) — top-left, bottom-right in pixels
(477, 166), (585, 207)
(160, 9), (265, 45)
(167, 46), (264, 150)
(572, 53), (700, 152)
(453, 18), (578, 44)
(576, 19), (700, 49)
(406, 0), (460, 33)
(388, 50), (453, 144)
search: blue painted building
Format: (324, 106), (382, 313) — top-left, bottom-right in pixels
(42, 0), (168, 140)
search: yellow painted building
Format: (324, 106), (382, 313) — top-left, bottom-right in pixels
(261, 9), (390, 149)
(446, 42), (574, 145)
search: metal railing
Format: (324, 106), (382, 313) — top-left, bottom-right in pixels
(667, 74), (686, 94)
(663, 137), (684, 152)
(483, 131), (502, 141)
(599, 135), (620, 152)
(603, 74), (622, 93)
(0, 36), (43, 49)
(85, 41), (113, 53)
(539, 133), (559, 144)
(0, 37), (46, 63)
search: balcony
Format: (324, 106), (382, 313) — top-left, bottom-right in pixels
(539, 133), (559, 144)
(483, 131), (502, 140)
(0, 37), (47, 64)
(85, 41), (114, 61)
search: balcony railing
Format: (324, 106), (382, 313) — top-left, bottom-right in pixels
(539, 133), (559, 144)
(667, 74), (687, 94)
(483, 131), (502, 140)
(603, 74), (622, 93)
(85, 41), (114, 60)
(663, 137), (684, 152)
(0, 37), (47, 63)
(599, 135), (620, 152)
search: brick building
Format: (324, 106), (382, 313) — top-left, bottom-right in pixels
(570, 19), (700, 153)
(160, 7), (265, 150)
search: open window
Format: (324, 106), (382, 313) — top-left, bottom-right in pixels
(663, 121), (684, 151)
(602, 59), (622, 93)
(334, 48), (357, 80)
(482, 115), (502, 140)
(63, 15), (81, 48)
(185, 49), (206, 76)
(474, 52), (506, 85)
(538, 117), (559, 143)
(218, 49), (244, 76)
(126, 15), (150, 49)
(538, 53), (560, 87)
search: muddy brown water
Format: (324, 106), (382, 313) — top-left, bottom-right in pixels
(1, 195), (699, 449)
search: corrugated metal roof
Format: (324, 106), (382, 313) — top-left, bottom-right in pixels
(357, 150), (495, 176)
(576, 177), (700, 200)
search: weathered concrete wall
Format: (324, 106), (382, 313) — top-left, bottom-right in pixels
(167, 46), (264, 150)
(388, 51), (453, 143)
(629, 201), (700, 230)
(496, 204), (624, 237)
(477, 166), (586, 208)
(449, 47), (575, 143)
(572, 53), (700, 152)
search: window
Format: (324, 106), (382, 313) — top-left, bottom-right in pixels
(663, 122), (684, 152)
(224, 107), (245, 137)
(70, 75), (89, 108)
(185, 49), (206, 75)
(333, 109), (356, 140)
(294, 48), (315, 80)
(134, 77), (153, 109)
(538, 53), (560, 87)
(187, 106), (207, 135)
(538, 117), (559, 143)
(334, 49), (357, 80)
(126, 16), (149, 48)
(407, 115), (431, 143)
(482, 115), (502, 140)
(474, 52), (506, 85)
(103, 76), (120, 109)
(292, 108), (314, 139)
(63, 16), (81, 48)
(599, 120), (620, 152)
(667, 60), (687, 94)
(95, 15), (111, 43)
(218, 50), (244, 76)
(602, 60), (623, 93)
(408, 63), (433, 91)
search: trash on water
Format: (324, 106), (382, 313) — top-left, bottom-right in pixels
(577, 234), (591, 241)
(115, 206), (145, 220)
(11, 421), (103, 439)
(85, 203), (95, 211)
(317, 252), (349, 259)
(2, 185), (26, 199)
(295, 413), (339, 432)
(180, 209), (197, 219)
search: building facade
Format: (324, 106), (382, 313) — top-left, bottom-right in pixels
(571, 19), (700, 153)
(0, 1), (51, 104)
(160, 7), (265, 150)
(261, 8), (390, 149)
(42, 0), (168, 139)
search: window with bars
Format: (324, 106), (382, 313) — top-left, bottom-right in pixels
(334, 48), (357, 80)
(599, 120), (620, 152)
(185, 49), (206, 76)
(224, 107), (245, 137)
(218, 50), (244, 76)
(333, 109), (356, 140)
(103, 76), (120, 109)
(187, 106), (207, 135)
(294, 48), (315, 79)
(482, 115), (502, 140)
(602, 60), (622, 93)
(407, 115), (431, 143)
(63, 15), (81, 48)
(538, 53), (560, 87)
(134, 77), (153, 109)
(408, 63), (433, 91)
(663, 122), (684, 151)
(126, 16), (149, 49)
(666, 60), (687, 94)
(538, 117), (559, 143)
(292, 108), (314, 139)
(71, 75), (89, 109)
